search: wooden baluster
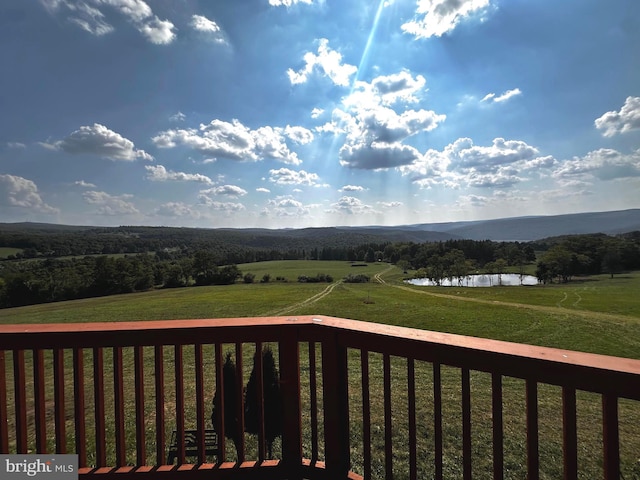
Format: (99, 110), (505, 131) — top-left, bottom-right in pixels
(407, 358), (417, 480)
(433, 363), (443, 480)
(13, 350), (27, 453)
(322, 333), (350, 478)
(235, 342), (246, 463)
(93, 348), (106, 466)
(0, 351), (9, 453)
(383, 354), (393, 480)
(309, 342), (319, 465)
(602, 394), (620, 480)
(134, 346), (146, 466)
(154, 345), (165, 465)
(361, 350), (371, 480)
(113, 347), (125, 466)
(33, 349), (47, 454)
(280, 331), (302, 478)
(526, 379), (539, 480)
(492, 373), (504, 480)
(175, 344), (185, 464)
(255, 342), (266, 462)
(53, 348), (66, 454)
(562, 386), (578, 480)
(194, 344), (206, 464)
(214, 343), (225, 463)
(73, 348), (86, 466)
(462, 368), (472, 480)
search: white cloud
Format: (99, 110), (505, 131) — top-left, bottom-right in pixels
(155, 202), (200, 219)
(169, 112), (186, 122)
(83, 190), (139, 215)
(63, 1), (114, 35)
(466, 171), (522, 188)
(287, 38), (357, 87)
(268, 197), (303, 209)
(198, 199), (246, 213)
(359, 107), (444, 144)
(153, 119), (304, 165)
(284, 125), (314, 144)
(6, 142), (26, 149)
(400, 137), (555, 188)
(322, 70), (445, 169)
(41, 0), (176, 44)
(402, 0), (491, 39)
(446, 137), (539, 172)
(138, 16), (176, 44)
(0, 174), (58, 214)
(266, 196), (311, 218)
(340, 142), (423, 170)
(74, 180), (97, 188)
(595, 96), (640, 137)
(378, 201), (403, 208)
(269, 168), (320, 185)
(190, 14), (220, 33)
(256, 187), (271, 193)
(145, 165), (213, 185)
(310, 108), (324, 119)
(269, 0), (313, 6)
(553, 148), (640, 181)
(371, 70), (427, 105)
(458, 194), (488, 207)
(340, 185), (366, 192)
(254, 126), (303, 164)
(481, 88), (522, 103)
(53, 123), (153, 161)
(101, 0), (152, 22)
(199, 185), (248, 198)
(189, 14), (227, 44)
(327, 196), (378, 215)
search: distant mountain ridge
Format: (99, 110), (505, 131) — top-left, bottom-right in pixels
(395, 208), (640, 241)
(1, 209), (639, 244)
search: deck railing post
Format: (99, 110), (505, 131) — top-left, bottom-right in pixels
(322, 331), (351, 478)
(0, 351), (7, 454)
(279, 328), (303, 479)
(602, 394), (620, 480)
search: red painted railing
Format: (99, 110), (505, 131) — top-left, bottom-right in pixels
(1, 316), (639, 479)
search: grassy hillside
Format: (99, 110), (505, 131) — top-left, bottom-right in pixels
(1, 261), (639, 478)
(0, 247), (23, 258)
(1, 261), (638, 358)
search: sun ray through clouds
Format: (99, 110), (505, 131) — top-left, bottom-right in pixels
(325, 0), (388, 175)
(354, 0), (387, 84)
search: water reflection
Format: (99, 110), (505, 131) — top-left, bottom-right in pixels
(407, 273), (538, 287)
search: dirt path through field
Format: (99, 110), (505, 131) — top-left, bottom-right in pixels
(268, 265), (638, 325)
(373, 265), (394, 284)
(392, 283), (639, 324)
(267, 280), (343, 316)
(374, 265), (637, 323)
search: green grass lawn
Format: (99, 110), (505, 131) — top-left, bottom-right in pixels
(0, 247), (23, 258)
(1, 261), (639, 479)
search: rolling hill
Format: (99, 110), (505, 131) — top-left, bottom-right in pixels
(1, 209), (638, 248)
(391, 208), (640, 241)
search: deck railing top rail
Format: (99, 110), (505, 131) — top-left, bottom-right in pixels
(2, 315), (639, 387)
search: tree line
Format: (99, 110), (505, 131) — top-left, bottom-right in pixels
(0, 231), (638, 308)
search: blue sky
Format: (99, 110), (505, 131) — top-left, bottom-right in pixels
(1, 0), (639, 228)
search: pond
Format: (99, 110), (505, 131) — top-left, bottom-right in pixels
(406, 273), (539, 287)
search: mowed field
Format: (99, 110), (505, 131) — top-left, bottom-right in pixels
(0, 247), (23, 258)
(2, 261), (638, 358)
(1, 260), (640, 479)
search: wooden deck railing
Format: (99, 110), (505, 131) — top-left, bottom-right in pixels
(1, 316), (639, 479)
